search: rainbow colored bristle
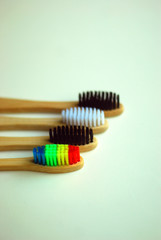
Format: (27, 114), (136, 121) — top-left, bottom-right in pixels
(33, 144), (80, 166)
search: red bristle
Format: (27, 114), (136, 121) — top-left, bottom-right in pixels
(69, 145), (74, 164)
(72, 151), (77, 164)
(75, 146), (80, 163)
(68, 150), (73, 165)
(76, 147), (80, 162)
(68, 145), (80, 164)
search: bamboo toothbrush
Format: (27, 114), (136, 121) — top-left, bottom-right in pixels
(0, 126), (97, 152)
(0, 107), (108, 134)
(0, 144), (84, 173)
(0, 91), (124, 117)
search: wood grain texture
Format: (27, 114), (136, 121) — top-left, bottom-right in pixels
(0, 116), (63, 131)
(0, 116), (109, 134)
(0, 97), (78, 113)
(0, 156), (84, 173)
(0, 136), (97, 152)
(0, 97), (124, 117)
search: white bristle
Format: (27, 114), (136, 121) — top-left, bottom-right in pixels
(73, 109), (77, 125)
(97, 109), (100, 126)
(77, 108), (81, 126)
(89, 109), (92, 127)
(85, 108), (88, 126)
(74, 107), (77, 115)
(69, 108), (73, 125)
(93, 108), (96, 127)
(65, 109), (69, 125)
(78, 107), (81, 114)
(62, 107), (105, 127)
(62, 110), (66, 123)
(81, 107), (85, 126)
(70, 108), (73, 115)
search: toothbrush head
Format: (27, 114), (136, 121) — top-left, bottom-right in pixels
(78, 91), (120, 110)
(33, 144), (80, 166)
(62, 107), (105, 128)
(49, 125), (93, 145)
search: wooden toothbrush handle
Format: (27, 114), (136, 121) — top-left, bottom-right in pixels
(0, 97), (78, 113)
(0, 157), (84, 173)
(0, 135), (98, 152)
(0, 136), (50, 151)
(0, 157), (33, 171)
(0, 116), (64, 131)
(0, 116), (109, 134)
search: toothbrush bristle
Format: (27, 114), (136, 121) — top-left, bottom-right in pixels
(62, 107), (105, 127)
(78, 91), (120, 110)
(33, 144), (80, 166)
(49, 126), (93, 145)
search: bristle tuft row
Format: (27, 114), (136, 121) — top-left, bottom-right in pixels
(62, 107), (104, 127)
(33, 144), (80, 166)
(78, 91), (120, 110)
(49, 126), (93, 145)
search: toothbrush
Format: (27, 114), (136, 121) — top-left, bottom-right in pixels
(0, 91), (124, 117)
(0, 144), (84, 173)
(0, 107), (108, 134)
(0, 126), (97, 152)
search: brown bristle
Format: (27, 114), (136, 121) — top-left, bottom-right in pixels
(78, 91), (120, 110)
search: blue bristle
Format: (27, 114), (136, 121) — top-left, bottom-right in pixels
(33, 148), (37, 163)
(41, 146), (46, 165)
(37, 147), (42, 164)
(33, 146), (46, 165)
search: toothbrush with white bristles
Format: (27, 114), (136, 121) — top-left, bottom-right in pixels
(0, 107), (108, 134)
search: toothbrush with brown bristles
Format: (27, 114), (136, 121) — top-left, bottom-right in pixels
(0, 125), (97, 152)
(0, 91), (124, 117)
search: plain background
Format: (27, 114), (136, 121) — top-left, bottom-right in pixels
(0, 0), (160, 240)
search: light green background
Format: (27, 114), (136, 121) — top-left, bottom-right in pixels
(0, 0), (160, 240)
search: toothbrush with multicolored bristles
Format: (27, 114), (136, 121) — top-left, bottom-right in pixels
(0, 144), (84, 173)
